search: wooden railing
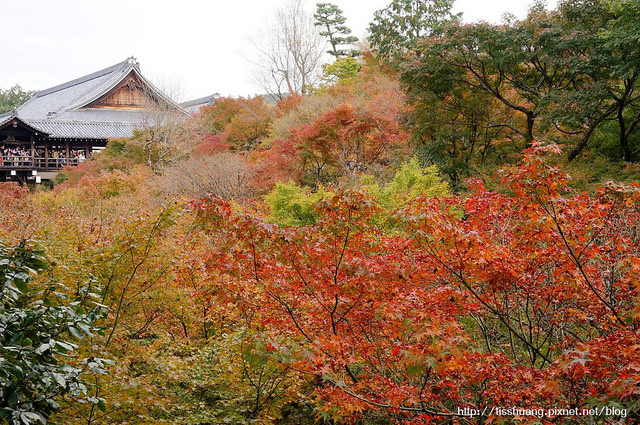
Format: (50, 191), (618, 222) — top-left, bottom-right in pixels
(0, 155), (85, 169)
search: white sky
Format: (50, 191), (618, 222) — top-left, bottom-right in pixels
(1, 0), (556, 101)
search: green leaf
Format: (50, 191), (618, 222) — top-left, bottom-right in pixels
(68, 326), (83, 339)
(14, 278), (29, 294)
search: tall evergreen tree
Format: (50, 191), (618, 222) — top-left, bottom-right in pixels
(368, 0), (458, 62)
(314, 3), (359, 57)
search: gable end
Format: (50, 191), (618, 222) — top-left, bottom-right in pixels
(84, 72), (154, 110)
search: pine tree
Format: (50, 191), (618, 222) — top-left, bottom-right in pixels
(314, 3), (359, 57)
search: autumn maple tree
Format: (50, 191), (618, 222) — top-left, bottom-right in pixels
(289, 103), (408, 186)
(195, 143), (639, 423)
(197, 96), (274, 151)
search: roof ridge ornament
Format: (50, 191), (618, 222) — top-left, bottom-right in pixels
(126, 56), (139, 69)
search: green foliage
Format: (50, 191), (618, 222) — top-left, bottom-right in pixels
(546, 0), (640, 161)
(101, 137), (147, 168)
(401, 0), (640, 170)
(405, 17), (559, 146)
(51, 172), (69, 187)
(386, 156), (449, 203)
(265, 181), (334, 226)
(320, 57), (361, 85)
(368, 0), (459, 62)
(0, 242), (108, 424)
(263, 159), (447, 231)
(161, 331), (312, 424)
(563, 151), (640, 191)
(361, 156), (449, 209)
(406, 84), (507, 188)
(314, 3), (359, 58)
(0, 86), (33, 114)
(99, 134), (181, 175)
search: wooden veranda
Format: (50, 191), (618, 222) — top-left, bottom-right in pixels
(0, 115), (106, 182)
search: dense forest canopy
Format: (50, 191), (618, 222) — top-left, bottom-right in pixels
(1, 0), (639, 424)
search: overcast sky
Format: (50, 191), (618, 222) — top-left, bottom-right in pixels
(1, 0), (556, 101)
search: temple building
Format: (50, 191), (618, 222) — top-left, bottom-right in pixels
(181, 93), (218, 114)
(0, 57), (186, 182)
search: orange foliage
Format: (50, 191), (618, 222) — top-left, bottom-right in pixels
(196, 145), (640, 422)
(289, 103), (409, 184)
(248, 139), (301, 192)
(0, 182), (33, 240)
(193, 132), (230, 156)
(275, 94), (303, 118)
(55, 159), (109, 188)
(196, 96), (274, 150)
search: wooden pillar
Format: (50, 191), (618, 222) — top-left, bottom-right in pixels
(85, 140), (90, 160)
(30, 136), (35, 161)
(44, 141), (49, 168)
(65, 140), (70, 164)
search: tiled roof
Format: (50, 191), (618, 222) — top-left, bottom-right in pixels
(0, 110), (50, 136)
(0, 111), (13, 127)
(9, 57), (186, 140)
(27, 120), (136, 139)
(17, 60), (136, 120)
(181, 93), (218, 113)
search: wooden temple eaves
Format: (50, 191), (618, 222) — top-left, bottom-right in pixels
(0, 57), (186, 181)
(0, 112), (49, 139)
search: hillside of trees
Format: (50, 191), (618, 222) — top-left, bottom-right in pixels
(1, 0), (639, 424)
